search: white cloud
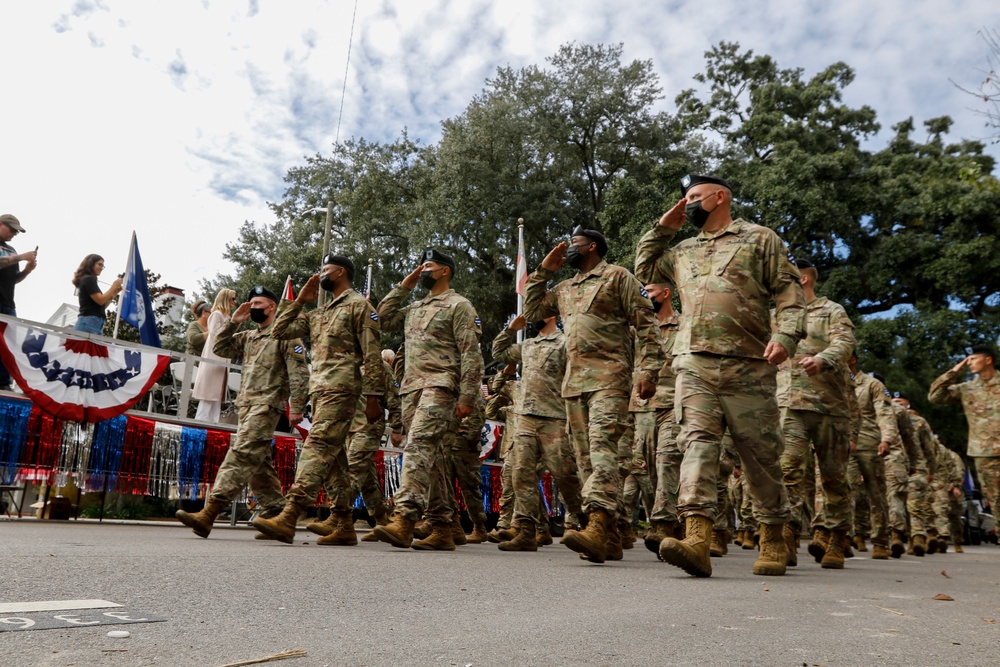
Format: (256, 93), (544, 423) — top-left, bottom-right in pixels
(0, 0), (995, 326)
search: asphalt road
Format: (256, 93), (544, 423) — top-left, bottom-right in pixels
(1, 519), (999, 667)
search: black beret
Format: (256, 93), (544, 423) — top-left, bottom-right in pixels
(794, 258), (814, 270)
(247, 285), (279, 303)
(570, 225), (608, 257)
(423, 248), (455, 273)
(893, 391), (909, 401)
(680, 173), (733, 197)
(971, 344), (997, 361)
(323, 254), (355, 280)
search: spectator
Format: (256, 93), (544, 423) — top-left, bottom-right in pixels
(72, 254), (121, 335)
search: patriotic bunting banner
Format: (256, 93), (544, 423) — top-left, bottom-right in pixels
(0, 320), (170, 423)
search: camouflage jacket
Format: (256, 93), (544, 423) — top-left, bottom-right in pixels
(938, 445), (965, 490)
(349, 360), (403, 434)
(776, 296), (856, 417)
(907, 411), (938, 475)
(378, 286), (484, 408)
(492, 327), (566, 420)
(634, 219), (805, 360)
(853, 370), (898, 451)
(524, 260), (662, 398)
(629, 314), (679, 412)
(929, 369), (1000, 458)
(485, 371), (514, 421)
(271, 293), (384, 400)
(889, 402), (922, 468)
(214, 319), (309, 414)
(185, 320), (207, 356)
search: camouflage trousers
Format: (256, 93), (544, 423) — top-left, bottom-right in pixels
(932, 483), (964, 540)
(645, 409), (682, 524)
(737, 472), (758, 532)
(498, 457), (514, 529)
(973, 456), (1000, 516)
(906, 470), (934, 538)
(847, 451), (889, 546)
(321, 423), (388, 518)
(445, 427), (487, 525)
(210, 404), (284, 511)
(393, 387), (457, 523)
(566, 389), (630, 518)
(780, 408), (852, 532)
(622, 413), (654, 522)
(884, 452), (910, 534)
(511, 414), (583, 528)
(714, 446), (736, 532)
(673, 354), (790, 524)
(286, 391), (359, 510)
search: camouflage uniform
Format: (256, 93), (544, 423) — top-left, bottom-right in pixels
(524, 260), (662, 519)
(929, 369), (1000, 513)
(487, 372), (516, 529)
(493, 326), (583, 529)
(884, 403), (919, 535)
(270, 294), (384, 511)
(378, 286), (484, 524)
(848, 371), (898, 547)
(906, 410), (938, 541)
(776, 296), (856, 533)
(209, 318), (309, 509)
(635, 219), (804, 524)
(932, 443), (966, 544)
(714, 439), (738, 533)
(445, 398), (488, 525)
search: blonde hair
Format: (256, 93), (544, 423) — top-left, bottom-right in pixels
(212, 289), (236, 317)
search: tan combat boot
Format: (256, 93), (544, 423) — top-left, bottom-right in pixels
(361, 509), (390, 543)
(619, 521), (636, 550)
(659, 514), (713, 577)
(254, 532), (276, 540)
(373, 511), (416, 548)
(783, 524), (798, 567)
(890, 529), (906, 558)
(498, 521), (537, 552)
(808, 526), (831, 563)
(317, 509), (358, 546)
(742, 530), (758, 550)
(821, 529), (848, 569)
(451, 514), (468, 546)
(413, 519), (432, 540)
(605, 519), (624, 561)
(497, 526), (519, 542)
(643, 520), (675, 555)
(926, 529), (939, 554)
(536, 529), (553, 547)
(753, 523), (789, 576)
(562, 509), (611, 563)
(466, 520), (489, 544)
(733, 529), (745, 547)
(938, 535), (950, 553)
(305, 511), (340, 537)
(853, 534), (868, 552)
(251, 500), (305, 544)
(175, 497), (228, 538)
(486, 526), (506, 543)
(912, 533), (927, 557)
(710, 530), (728, 558)
(954, 538), (964, 553)
(412, 521), (456, 551)
(871, 543), (890, 559)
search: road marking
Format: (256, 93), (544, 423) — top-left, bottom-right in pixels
(0, 600), (121, 614)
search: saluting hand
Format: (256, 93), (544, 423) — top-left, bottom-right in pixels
(399, 265), (424, 290)
(231, 302), (252, 324)
(952, 356), (971, 373)
(508, 314), (527, 331)
(540, 242), (568, 272)
(297, 274), (320, 304)
(658, 198), (687, 230)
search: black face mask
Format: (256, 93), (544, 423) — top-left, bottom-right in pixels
(249, 307), (269, 324)
(564, 244), (587, 268)
(320, 275), (337, 292)
(420, 270), (440, 290)
(651, 298), (663, 314)
(684, 198), (713, 229)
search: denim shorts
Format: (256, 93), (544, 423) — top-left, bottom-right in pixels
(73, 315), (106, 335)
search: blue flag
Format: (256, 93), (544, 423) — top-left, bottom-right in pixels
(118, 232), (161, 347)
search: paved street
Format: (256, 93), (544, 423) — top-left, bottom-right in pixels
(1, 519), (999, 666)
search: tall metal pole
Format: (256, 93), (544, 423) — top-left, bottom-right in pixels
(318, 201), (333, 307)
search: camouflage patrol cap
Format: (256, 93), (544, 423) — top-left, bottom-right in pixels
(680, 174), (733, 197)
(570, 225), (608, 257)
(322, 254), (355, 280)
(0, 213), (24, 233)
(247, 285), (279, 303)
(423, 248), (455, 273)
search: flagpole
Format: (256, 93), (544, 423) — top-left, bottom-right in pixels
(516, 218), (525, 344)
(365, 258), (374, 299)
(112, 231), (136, 340)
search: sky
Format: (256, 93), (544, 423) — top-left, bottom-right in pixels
(1, 0), (997, 325)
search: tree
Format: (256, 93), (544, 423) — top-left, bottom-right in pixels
(103, 268), (182, 350)
(954, 27), (1000, 142)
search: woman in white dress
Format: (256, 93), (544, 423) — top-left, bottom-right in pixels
(192, 289), (235, 422)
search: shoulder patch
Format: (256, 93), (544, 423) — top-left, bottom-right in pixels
(294, 345), (304, 354)
(370, 311), (379, 321)
(884, 389), (891, 398)
(474, 316), (481, 327)
(640, 288), (649, 298)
